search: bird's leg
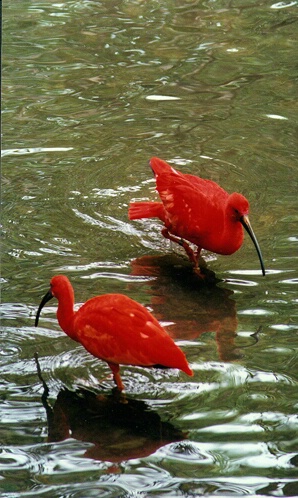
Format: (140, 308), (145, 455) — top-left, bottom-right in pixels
(161, 228), (198, 267)
(108, 362), (125, 391)
(179, 240), (200, 268)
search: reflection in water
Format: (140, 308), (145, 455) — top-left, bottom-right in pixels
(131, 255), (244, 362)
(35, 355), (184, 462)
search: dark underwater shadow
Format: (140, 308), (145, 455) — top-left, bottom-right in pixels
(35, 354), (185, 462)
(130, 254), (256, 362)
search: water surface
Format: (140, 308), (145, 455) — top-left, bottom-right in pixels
(2, 0), (298, 496)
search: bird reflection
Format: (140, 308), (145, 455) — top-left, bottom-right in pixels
(34, 354), (185, 462)
(131, 254), (242, 362)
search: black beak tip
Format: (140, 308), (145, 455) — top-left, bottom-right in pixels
(35, 289), (53, 328)
(241, 215), (265, 277)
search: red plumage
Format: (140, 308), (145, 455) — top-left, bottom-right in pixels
(129, 157), (265, 274)
(35, 275), (193, 390)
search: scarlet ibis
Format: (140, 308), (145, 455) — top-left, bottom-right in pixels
(35, 275), (193, 390)
(129, 157), (265, 275)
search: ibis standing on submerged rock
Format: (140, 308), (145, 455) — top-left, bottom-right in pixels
(35, 275), (193, 391)
(129, 157), (265, 275)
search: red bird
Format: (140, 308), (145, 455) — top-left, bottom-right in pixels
(129, 157), (265, 275)
(35, 275), (193, 390)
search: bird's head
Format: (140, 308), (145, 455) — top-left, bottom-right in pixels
(49, 275), (73, 299)
(228, 192), (250, 221)
(35, 275), (74, 327)
(228, 193), (265, 276)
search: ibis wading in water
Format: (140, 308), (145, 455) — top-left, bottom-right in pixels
(129, 157), (265, 275)
(35, 275), (193, 390)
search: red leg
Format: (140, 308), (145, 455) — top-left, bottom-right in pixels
(108, 362), (125, 391)
(161, 228), (200, 268)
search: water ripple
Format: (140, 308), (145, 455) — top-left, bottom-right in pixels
(2, 0), (298, 494)
(1, 147), (73, 157)
(0, 447), (42, 473)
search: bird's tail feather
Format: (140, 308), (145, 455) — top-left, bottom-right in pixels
(128, 202), (165, 222)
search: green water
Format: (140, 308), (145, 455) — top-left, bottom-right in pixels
(2, 1), (298, 496)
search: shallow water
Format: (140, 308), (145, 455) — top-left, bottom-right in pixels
(2, 0), (298, 496)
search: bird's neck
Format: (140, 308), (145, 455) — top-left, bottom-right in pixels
(222, 208), (244, 254)
(56, 292), (78, 341)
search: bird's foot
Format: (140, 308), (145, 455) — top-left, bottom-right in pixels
(193, 265), (219, 285)
(178, 239), (201, 270)
(161, 229), (218, 283)
(111, 387), (128, 404)
(161, 229), (199, 267)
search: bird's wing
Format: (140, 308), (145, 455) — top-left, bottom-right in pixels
(150, 157), (228, 214)
(73, 294), (190, 372)
(156, 168), (228, 235)
(157, 172), (209, 230)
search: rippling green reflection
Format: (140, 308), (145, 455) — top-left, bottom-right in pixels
(2, 0), (297, 496)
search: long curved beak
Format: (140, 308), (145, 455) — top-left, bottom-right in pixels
(241, 215), (265, 276)
(35, 289), (54, 327)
